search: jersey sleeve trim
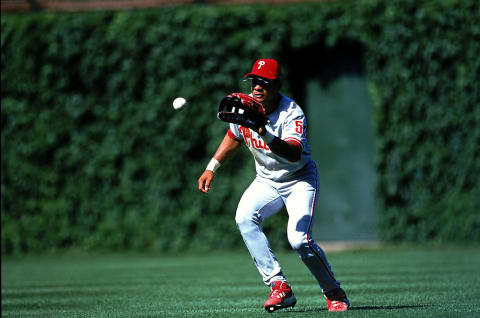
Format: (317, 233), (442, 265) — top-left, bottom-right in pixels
(283, 137), (303, 150)
(227, 128), (243, 141)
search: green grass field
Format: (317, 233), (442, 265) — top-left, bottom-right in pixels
(2, 246), (480, 317)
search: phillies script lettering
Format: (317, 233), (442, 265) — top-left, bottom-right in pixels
(239, 127), (270, 150)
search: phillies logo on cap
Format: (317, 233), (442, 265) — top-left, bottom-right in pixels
(244, 58), (281, 80)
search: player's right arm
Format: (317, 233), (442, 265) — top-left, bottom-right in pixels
(198, 131), (242, 193)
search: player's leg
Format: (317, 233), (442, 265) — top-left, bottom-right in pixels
(235, 177), (297, 312)
(235, 177), (285, 284)
(282, 172), (349, 311)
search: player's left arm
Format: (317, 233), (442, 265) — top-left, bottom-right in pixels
(257, 126), (302, 162)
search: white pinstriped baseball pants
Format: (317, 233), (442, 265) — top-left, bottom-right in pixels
(235, 163), (341, 292)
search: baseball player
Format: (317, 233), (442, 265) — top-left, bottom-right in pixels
(197, 58), (350, 312)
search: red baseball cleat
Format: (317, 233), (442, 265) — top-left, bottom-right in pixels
(264, 281), (297, 313)
(324, 287), (350, 312)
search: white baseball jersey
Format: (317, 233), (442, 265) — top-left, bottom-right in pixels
(228, 93), (313, 182)
(231, 93), (341, 291)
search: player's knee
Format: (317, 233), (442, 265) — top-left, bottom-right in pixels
(235, 210), (260, 228)
(235, 214), (245, 227)
(288, 233), (308, 251)
(235, 211), (248, 225)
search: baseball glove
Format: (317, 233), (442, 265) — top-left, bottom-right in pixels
(217, 93), (269, 129)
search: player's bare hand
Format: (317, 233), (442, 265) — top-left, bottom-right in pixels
(198, 170), (214, 193)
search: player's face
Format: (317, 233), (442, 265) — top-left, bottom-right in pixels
(251, 78), (279, 106)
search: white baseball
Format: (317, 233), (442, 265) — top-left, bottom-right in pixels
(173, 97), (187, 110)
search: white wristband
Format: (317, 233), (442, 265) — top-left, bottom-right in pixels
(261, 130), (275, 144)
(206, 158), (221, 173)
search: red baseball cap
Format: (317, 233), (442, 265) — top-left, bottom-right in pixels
(243, 58), (281, 81)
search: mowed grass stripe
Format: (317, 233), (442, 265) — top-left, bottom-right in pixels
(2, 247), (480, 317)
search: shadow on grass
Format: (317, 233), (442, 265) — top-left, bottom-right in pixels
(350, 304), (432, 310)
(285, 304), (432, 313)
